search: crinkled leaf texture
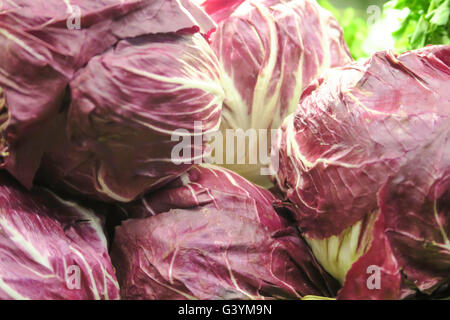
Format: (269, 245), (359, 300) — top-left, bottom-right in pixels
(0, 172), (119, 300)
(273, 45), (450, 299)
(0, 0), (215, 191)
(204, 0), (352, 187)
(38, 33), (224, 203)
(111, 164), (339, 300)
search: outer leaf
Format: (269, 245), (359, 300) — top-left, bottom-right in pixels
(273, 45), (450, 299)
(38, 33), (224, 203)
(0, 0), (214, 189)
(0, 172), (119, 300)
(111, 165), (340, 300)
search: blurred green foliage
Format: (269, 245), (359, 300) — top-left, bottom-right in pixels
(317, 0), (371, 59)
(387, 0), (450, 51)
(318, 0), (450, 59)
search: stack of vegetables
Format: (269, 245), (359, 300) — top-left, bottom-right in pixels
(0, 0), (448, 300)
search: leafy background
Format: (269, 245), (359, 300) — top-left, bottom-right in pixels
(320, 0), (450, 59)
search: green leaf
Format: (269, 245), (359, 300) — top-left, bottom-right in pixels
(410, 15), (429, 48)
(429, 0), (450, 26)
(318, 0), (449, 57)
(386, 0), (450, 50)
